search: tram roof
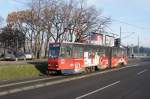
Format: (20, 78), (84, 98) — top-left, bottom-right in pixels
(50, 42), (114, 47)
(49, 42), (104, 46)
(49, 42), (126, 49)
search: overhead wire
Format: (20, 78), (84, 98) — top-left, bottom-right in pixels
(111, 18), (150, 30)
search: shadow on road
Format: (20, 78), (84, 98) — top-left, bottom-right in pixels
(27, 61), (48, 75)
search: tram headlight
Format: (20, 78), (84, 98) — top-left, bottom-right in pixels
(48, 64), (52, 66)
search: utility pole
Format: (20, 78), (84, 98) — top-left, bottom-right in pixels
(138, 33), (140, 56)
(120, 26), (122, 45)
(131, 44), (133, 54)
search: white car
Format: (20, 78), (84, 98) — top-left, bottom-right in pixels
(25, 52), (33, 60)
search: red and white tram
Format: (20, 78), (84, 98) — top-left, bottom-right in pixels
(48, 42), (128, 74)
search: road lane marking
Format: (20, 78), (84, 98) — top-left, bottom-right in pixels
(0, 76), (61, 88)
(75, 81), (120, 99)
(126, 64), (139, 68)
(137, 69), (148, 75)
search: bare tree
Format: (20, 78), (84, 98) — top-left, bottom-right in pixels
(7, 0), (111, 58)
(0, 26), (25, 54)
(7, 1), (45, 58)
(0, 16), (3, 27)
(7, 11), (32, 53)
(43, 0), (111, 43)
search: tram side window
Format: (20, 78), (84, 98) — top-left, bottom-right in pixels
(118, 49), (123, 56)
(98, 47), (105, 56)
(84, 47), (92, 58)
(112, 48), (117, 56)
(105, 47), (112, 56)
(120, 49), (123, 55)
(116, 48), (120, 56)
(116, 48), (124, 56)
(121, 49), (126, 56)
(60, 46), (72, 58)
(93, 48), (100, 58)
(73, 46), (83, 58)
(123, 49), (127, 56)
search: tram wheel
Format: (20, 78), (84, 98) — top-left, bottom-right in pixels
(92, 67), (96, 72)
(85, 67), (90, 73)
(95, 66), (99, 71)
(46, 70), (52, 76)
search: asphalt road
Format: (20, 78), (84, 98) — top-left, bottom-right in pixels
(1, 61), (150, 99)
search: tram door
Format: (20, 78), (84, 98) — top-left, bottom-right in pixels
(73, 45), (84, 71)
(105, 47), (112, 68)
(84, 46), (93, 67)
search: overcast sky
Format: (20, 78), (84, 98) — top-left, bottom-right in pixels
(0, 0), (150, 47)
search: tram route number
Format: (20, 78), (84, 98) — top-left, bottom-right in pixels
(74, 63), (81, 69)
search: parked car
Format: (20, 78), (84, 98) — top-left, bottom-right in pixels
(3, 53), (16, 61)
(0, 53), (4, 60)
(15, 52), (26, 60)
(24, 52), (33, 60)
(0, 51), (33, 61)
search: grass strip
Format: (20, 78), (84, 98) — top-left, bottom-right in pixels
(0, 64), (46, 81)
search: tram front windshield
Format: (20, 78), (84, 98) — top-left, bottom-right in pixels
(49, 44), (60, 58)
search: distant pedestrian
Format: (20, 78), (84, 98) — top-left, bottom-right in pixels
(132, 54), (134, 59)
